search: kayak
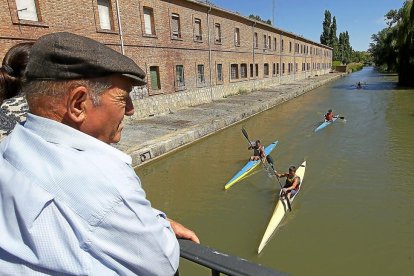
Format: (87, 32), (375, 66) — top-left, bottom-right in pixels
(257, 161), (307, 253)
(314, 117), (338, 132)
(224, 141), (279, 190)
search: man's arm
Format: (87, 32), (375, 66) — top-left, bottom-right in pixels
(168, 219), (200, 244)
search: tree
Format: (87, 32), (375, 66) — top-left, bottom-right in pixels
(320, 10), (332, 45)
(331, 17), (340, 61)
(396, 0), (414, 85)
(369, 0), (414, 85)
(248, 14), (272, 25)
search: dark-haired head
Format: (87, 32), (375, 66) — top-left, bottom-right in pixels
(0, 42), (33, 103)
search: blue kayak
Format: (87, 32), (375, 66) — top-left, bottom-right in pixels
(224, 141), (278, 190)
(314, 117), (338, 132)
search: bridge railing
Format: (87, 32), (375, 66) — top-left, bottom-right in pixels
(178, 239), (286, 276)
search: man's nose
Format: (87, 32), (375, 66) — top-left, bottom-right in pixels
(125, 96), (135, 116)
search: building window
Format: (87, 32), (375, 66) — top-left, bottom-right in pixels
(234, 28), (240, 46)
(276, 63), (279, 75)
(194, 18), (202, 41)
(250, 64), (254, 78)
(268, 36), (271, 49)
(240, 63), (247, 78)
(175, 65), (185, 89)
(282, 63), (285, 74)
(272, 63), (276, 75)
(15, 0), (39, 21)
(143, 7), (155, 35)
(274, 37), (277, 51)
(97, 0), (113, 30)
(254, 32), (258, 48)
(295, 63), (298, 72)
(171, 13), (181, 39)
(230, 64), (238, 80)
(263, 34), (267, 49)
(217, 64), (223, 82)
(197, 64), (205, 86)
(255, 64), (259, 77)
(289, 41), (292, 52)
(264, 63), (269, 77)
(281, 39), (284, 52)
(150, 66), (161, 91)
(215, 23), (221, 43)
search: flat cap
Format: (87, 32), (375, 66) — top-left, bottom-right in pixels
(26, 32), (146, 86)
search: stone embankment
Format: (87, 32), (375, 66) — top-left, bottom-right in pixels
(116, 73), (345, 167)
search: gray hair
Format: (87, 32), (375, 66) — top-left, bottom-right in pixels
(23, 78), (112, 106)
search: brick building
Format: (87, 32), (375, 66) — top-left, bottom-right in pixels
(1, 0), (332, 119)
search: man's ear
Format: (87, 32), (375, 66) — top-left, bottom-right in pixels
(67, 86), (89, 123)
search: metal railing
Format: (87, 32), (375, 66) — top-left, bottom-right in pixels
(178, 239), (286, 276)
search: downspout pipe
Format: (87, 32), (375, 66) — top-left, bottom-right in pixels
(252, 22), (256, 90)
(115, 0), (125, 55)
(207, 5), (213, 101)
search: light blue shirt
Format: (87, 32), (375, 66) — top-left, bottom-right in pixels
(0, 114), (179, 275)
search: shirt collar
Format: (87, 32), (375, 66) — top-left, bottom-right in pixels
(23, 113), (132, 164)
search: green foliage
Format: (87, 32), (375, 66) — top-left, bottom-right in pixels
(320, 10), (353, 64)
(347, 63), (364, 72)
(369, 0), (414, 85)
(351, 51), (373, 64)
(332, 60), (341, 69)
(320, 10), (332, 45)
(249, 14), (272, 25)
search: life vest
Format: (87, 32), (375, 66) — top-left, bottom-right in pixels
(284, 175), (300, 190)
(325, 112), (333, 121)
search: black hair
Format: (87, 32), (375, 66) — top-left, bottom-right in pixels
(0, 42), (33, 103)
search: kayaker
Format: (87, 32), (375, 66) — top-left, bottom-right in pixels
(277, 166), (301, 200)
(357, 81), (362, 89)
(325, 109), (334, 122)
(248, 140), (266, 161)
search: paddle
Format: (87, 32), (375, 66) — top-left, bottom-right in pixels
(335, 115), (345, 120)
(266, 155), (292, 212)
(241, 127), (255, 149)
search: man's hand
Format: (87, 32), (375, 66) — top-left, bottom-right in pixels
(168, 219), (200, 244)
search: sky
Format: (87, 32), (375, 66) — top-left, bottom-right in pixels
(209, 0), (406, 51)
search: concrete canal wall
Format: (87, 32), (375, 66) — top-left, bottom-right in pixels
(117, 73), (345, 167)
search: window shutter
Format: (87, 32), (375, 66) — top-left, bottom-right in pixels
(143, 8), (153, 34)
(150, 69), (159, 90)
(172, 14), (179, 37)
(194, 19), (201, 38)
(97, 0), (112, 30)
(16, 0), (39, 21)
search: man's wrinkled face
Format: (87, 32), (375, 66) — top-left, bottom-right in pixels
(84, 76), (134, 144)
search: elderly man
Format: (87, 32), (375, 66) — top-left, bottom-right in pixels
(0, 32), (198, 275)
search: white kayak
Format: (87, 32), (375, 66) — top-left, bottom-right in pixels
(314, 117), (338, 132)
(257, 161), (307, 254)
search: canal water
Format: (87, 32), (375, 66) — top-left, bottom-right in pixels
(136, 67), (414, 275)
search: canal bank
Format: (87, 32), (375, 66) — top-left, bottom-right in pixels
(116, 73), (345, 167)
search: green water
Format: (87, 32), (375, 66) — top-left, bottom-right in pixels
(137, 67), (414, 275)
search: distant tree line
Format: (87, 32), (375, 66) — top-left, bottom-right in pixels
(320, 10), (372, 66)
(248, 14), (272, 25)
(369, 0), (414, 86)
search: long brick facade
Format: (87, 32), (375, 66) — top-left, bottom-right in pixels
(1, 0), (332, 119)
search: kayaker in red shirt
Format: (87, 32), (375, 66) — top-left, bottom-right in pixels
(325, 109), (334, 122)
